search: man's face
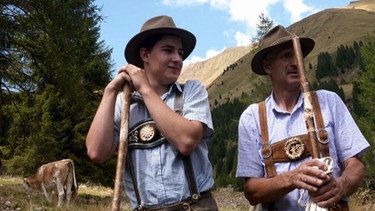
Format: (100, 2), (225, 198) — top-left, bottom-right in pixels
(141, 35), (184, 86)
(262, 45), (300, 89)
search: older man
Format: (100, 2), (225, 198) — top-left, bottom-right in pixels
(236, 25), (370, 210)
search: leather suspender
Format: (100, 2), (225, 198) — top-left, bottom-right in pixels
(175, 85), (199, 203)
(311, 91), (329, 157)
(259, 91), (329, 177)
(259, 101), (277, 177)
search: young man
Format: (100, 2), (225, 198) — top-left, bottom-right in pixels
(86, 15), (218, 210)
(236, 25), (370, 210)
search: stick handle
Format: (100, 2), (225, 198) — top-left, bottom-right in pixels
(292, 37), (320, 159)
(111, 82), (131, 211)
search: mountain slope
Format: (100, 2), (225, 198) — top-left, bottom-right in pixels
(344, 0), (375, 11)
(207, 2), (375, 106)
(178, 45), (253, 87)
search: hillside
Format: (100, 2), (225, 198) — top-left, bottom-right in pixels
(343, 0), (375, 10)
(176, 0), (375, 106)
(178, 45), (253, 87)
(207, 0), (375, 106)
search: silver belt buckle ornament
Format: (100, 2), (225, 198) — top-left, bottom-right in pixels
(139, 124), (155, 142)
(317, 128), (329, 144)
(284, 137), (305, 159)
(261, 143), (272, 159)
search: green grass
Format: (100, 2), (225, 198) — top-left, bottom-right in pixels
(0, 176), (130, 210)
(1, 176), (374, 211)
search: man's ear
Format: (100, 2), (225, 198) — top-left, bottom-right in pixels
(262, 60), (271, 75)
(140, 47), (149, 63)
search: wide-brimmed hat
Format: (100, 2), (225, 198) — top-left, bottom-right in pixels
(124, 15), (196, 67)
(251, 25), (315, 75)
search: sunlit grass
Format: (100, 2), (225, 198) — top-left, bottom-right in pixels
(1, 176), (374, 211)
(0, 176), (131, 210)
(350, 187), (375, 211)
(78, 184), (113, 197)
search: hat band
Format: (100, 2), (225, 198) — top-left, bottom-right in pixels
(269, 34), (296, 46)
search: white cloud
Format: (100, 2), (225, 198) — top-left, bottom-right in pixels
(235, 31), (251, 46)
(209, 0), (230, 10)
(165, 0), (318, 61)
(283, 0), (314, 23)
(162, 0), (209, 7)
(163, 0), (281, 48)
(163, 0), (318, 43)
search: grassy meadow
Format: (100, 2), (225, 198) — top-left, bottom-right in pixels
(0, 175), (374, 211)
(0, 175), (131, 211)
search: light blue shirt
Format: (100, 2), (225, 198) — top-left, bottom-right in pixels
(114, 80), (214, 209)
(236, 90), (370, 211)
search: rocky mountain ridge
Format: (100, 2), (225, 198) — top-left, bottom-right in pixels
(179, 0), (375, 93)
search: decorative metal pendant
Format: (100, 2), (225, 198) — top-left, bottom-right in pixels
(139, 124), (155, 142)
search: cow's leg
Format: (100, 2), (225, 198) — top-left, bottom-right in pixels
(65, 166), (76, 210)
(41, 185), (52, 202)
(56, 182), (65, 207)
(65, 180), (72, 209)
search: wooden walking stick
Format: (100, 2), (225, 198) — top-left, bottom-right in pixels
(111, 82), (132, 211)
(292, 37), (320, 159)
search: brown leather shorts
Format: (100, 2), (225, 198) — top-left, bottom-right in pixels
(267, 200), (349, 211)
(139, 190), (218, 211)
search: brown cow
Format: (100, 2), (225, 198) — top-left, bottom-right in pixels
(23, 159), (78, 209)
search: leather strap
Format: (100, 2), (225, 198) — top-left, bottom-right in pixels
(270, 134), (311, 162)
(128, 119), (166, 149)
(139, 191), (213, 211)
(127, 155), (142, 209)
(311, 91), (329, 157)
(175, 84), (199, 202)
(180, 154), (199, 202)
(259, 101), (277, 177)
(259, 91), (329, 177)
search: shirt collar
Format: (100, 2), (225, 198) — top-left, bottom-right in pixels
(161, 82), (183, 101)
(269, 90), (304, 114)
(131, 82), (182, 103)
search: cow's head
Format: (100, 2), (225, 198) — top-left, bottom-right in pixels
(23, 178), (33, 192)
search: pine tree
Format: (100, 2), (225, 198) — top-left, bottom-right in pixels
(251, 13), (274, 48)
(354, 34), (375, 178)
(1, 0), (115, 186)
(316, 52), (337, 79)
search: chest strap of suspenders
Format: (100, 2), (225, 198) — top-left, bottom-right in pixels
(258, 91), (329, 178)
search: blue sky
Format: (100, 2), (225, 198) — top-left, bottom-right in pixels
(94, 0), (352, 72)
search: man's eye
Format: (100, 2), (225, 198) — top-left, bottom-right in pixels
(282, 53), (293, 59)
(164, 49), (173, 53)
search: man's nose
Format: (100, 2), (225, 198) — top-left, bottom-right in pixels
(172, 51), (183, 62)
(291, 55), (297, 66)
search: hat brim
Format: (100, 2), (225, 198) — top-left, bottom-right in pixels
(251, 38), (315, 75)
(125, 27), (196, 67)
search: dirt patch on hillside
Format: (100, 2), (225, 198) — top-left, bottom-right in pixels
(213, 187), (252, 211)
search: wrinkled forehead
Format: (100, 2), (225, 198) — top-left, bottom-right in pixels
(265, 43), (294, 60)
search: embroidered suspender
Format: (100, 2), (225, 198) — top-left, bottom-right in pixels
(259, 91), (329, 177)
